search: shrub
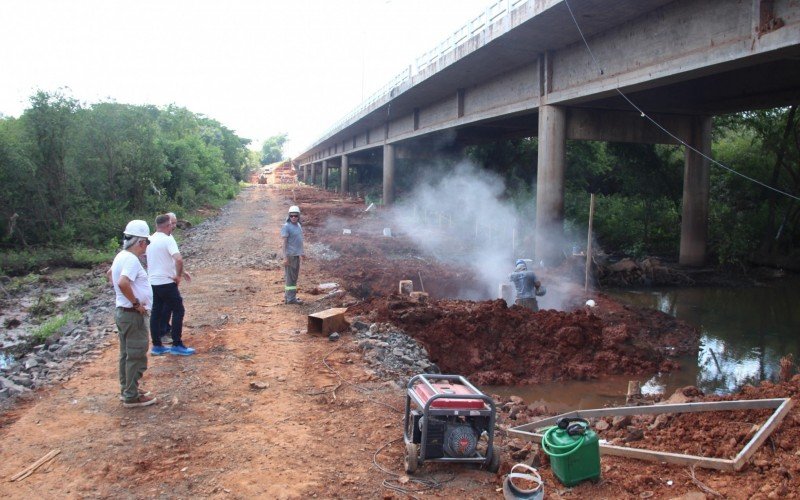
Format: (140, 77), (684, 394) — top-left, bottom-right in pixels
(31, 310), (81, 343)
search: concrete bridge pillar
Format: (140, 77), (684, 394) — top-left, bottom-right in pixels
(679, 115), (711, 266)
(341, 154), (349, 195)
(535, 105), (567, 265)
(383, 144), (395, 205)
(322, 160), (329, 189)
(310, 163), (317, 185)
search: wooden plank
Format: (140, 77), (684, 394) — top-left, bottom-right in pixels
(519, 431), (736, 469)
(307, 307), (349, 335)
(309, 307), (347, 319)
(733, 397), (794, 471)
(511, 399), (787, 433)
(600, 443), (734, 470)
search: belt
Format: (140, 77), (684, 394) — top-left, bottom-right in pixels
(118, 306), (138, 313)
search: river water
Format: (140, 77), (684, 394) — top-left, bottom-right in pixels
(486, 276), (800, 413)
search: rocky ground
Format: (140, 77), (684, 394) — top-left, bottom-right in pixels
(0, 184), (798, 499)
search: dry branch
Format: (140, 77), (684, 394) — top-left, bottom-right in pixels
(9, 449), (61, 482)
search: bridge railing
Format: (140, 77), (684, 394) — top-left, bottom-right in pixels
(304, 0), (529, 156)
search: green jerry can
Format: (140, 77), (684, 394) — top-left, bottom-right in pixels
(541, 418), (600, 487)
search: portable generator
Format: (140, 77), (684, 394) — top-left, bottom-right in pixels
(402, 374), (500, 473)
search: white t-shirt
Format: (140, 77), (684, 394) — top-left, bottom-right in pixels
(146, 231), (181, 286)
(111, 250), (153, 310)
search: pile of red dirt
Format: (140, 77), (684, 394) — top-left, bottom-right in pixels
(350, 293), (696, 385)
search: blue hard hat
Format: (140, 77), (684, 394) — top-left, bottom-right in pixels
(515, 259), (526, 268)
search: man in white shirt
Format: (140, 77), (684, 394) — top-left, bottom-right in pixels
(111, 220), (157, 408)
(156, 213), (192, 345)
(146, 214), (195, 356)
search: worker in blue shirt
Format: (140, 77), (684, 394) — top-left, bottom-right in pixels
(509, 259), (546, 311)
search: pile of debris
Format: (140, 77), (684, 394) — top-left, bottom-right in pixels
(350, 319), (438, 385)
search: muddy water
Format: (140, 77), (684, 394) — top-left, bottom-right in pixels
(486, 276), (800, 411)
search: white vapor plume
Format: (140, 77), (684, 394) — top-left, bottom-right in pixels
(390, 160), (535, 300)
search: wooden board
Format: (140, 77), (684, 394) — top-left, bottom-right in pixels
(508, 398), (793, 471)
(307, 307), (348, 335)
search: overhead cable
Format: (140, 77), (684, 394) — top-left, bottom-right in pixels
(562, 0), (800, 202)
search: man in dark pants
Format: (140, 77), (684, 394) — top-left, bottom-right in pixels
(281, 205), (305, 304)
(146, 214), (195, 356)
(157, 212), (192, 345)
(509, 259), (546, 312)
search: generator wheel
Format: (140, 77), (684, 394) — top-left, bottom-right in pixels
(404, 442), (419, 474)
(486, 445), (501, 473)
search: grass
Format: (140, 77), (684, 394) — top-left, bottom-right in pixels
(0, 245), (117, 276)
(31, 310), (81, 344)
(28, 293), (57, 317)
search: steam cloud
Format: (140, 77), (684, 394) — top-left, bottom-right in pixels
(390, 160), (537, 301)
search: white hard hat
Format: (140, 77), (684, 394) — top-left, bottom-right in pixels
(288, 205), (300, 214)
(123, 220), (150, 238)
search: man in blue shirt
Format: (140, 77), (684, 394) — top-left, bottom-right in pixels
(281, 205), (305, 304)
(509, 259), (546, 311)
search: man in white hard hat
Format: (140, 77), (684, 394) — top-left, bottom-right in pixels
(280, 205), (305, 304)
(509, 259), (546, 312)
(146, 213), (195, 356)
(110, 220), (157, 408)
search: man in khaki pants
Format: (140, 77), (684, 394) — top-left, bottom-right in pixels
(110, 220), (158, 408)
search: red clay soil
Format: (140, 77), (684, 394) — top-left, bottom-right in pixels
(350, 294), (692, 385)
(292, 187), (698, 384)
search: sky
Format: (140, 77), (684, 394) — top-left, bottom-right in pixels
(1, 0), (493, 156)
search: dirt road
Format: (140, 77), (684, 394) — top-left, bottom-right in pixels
(2, 185), (798, 499)
(0, 186), (440, 498)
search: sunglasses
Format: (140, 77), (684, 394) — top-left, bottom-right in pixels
(289, 214), (299, 218)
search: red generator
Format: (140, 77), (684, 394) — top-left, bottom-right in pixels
(403, 374), (499, 473)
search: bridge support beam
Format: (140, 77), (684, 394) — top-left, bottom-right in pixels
(383, 144), (395, 205)
(322, 160), (329, 190)
(341, 155), (349, 195)
(310, 163), (317, 185)
(535, 105), (567, 265)
(679, 116), (711, 266)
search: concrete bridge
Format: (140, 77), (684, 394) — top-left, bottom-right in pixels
(294, 0), (800, 265)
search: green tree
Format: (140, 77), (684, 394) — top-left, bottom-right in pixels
(23, 90), (79, 234)
(260, 133), (288, 165)
(0, 117), (39, 246)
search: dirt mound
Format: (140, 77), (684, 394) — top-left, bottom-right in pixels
(351, 294), (696, 384)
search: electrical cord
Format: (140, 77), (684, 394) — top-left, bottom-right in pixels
(319, 343), (403, 413)
(372, 438), (455, 499)
(563, 0), (800, 202)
